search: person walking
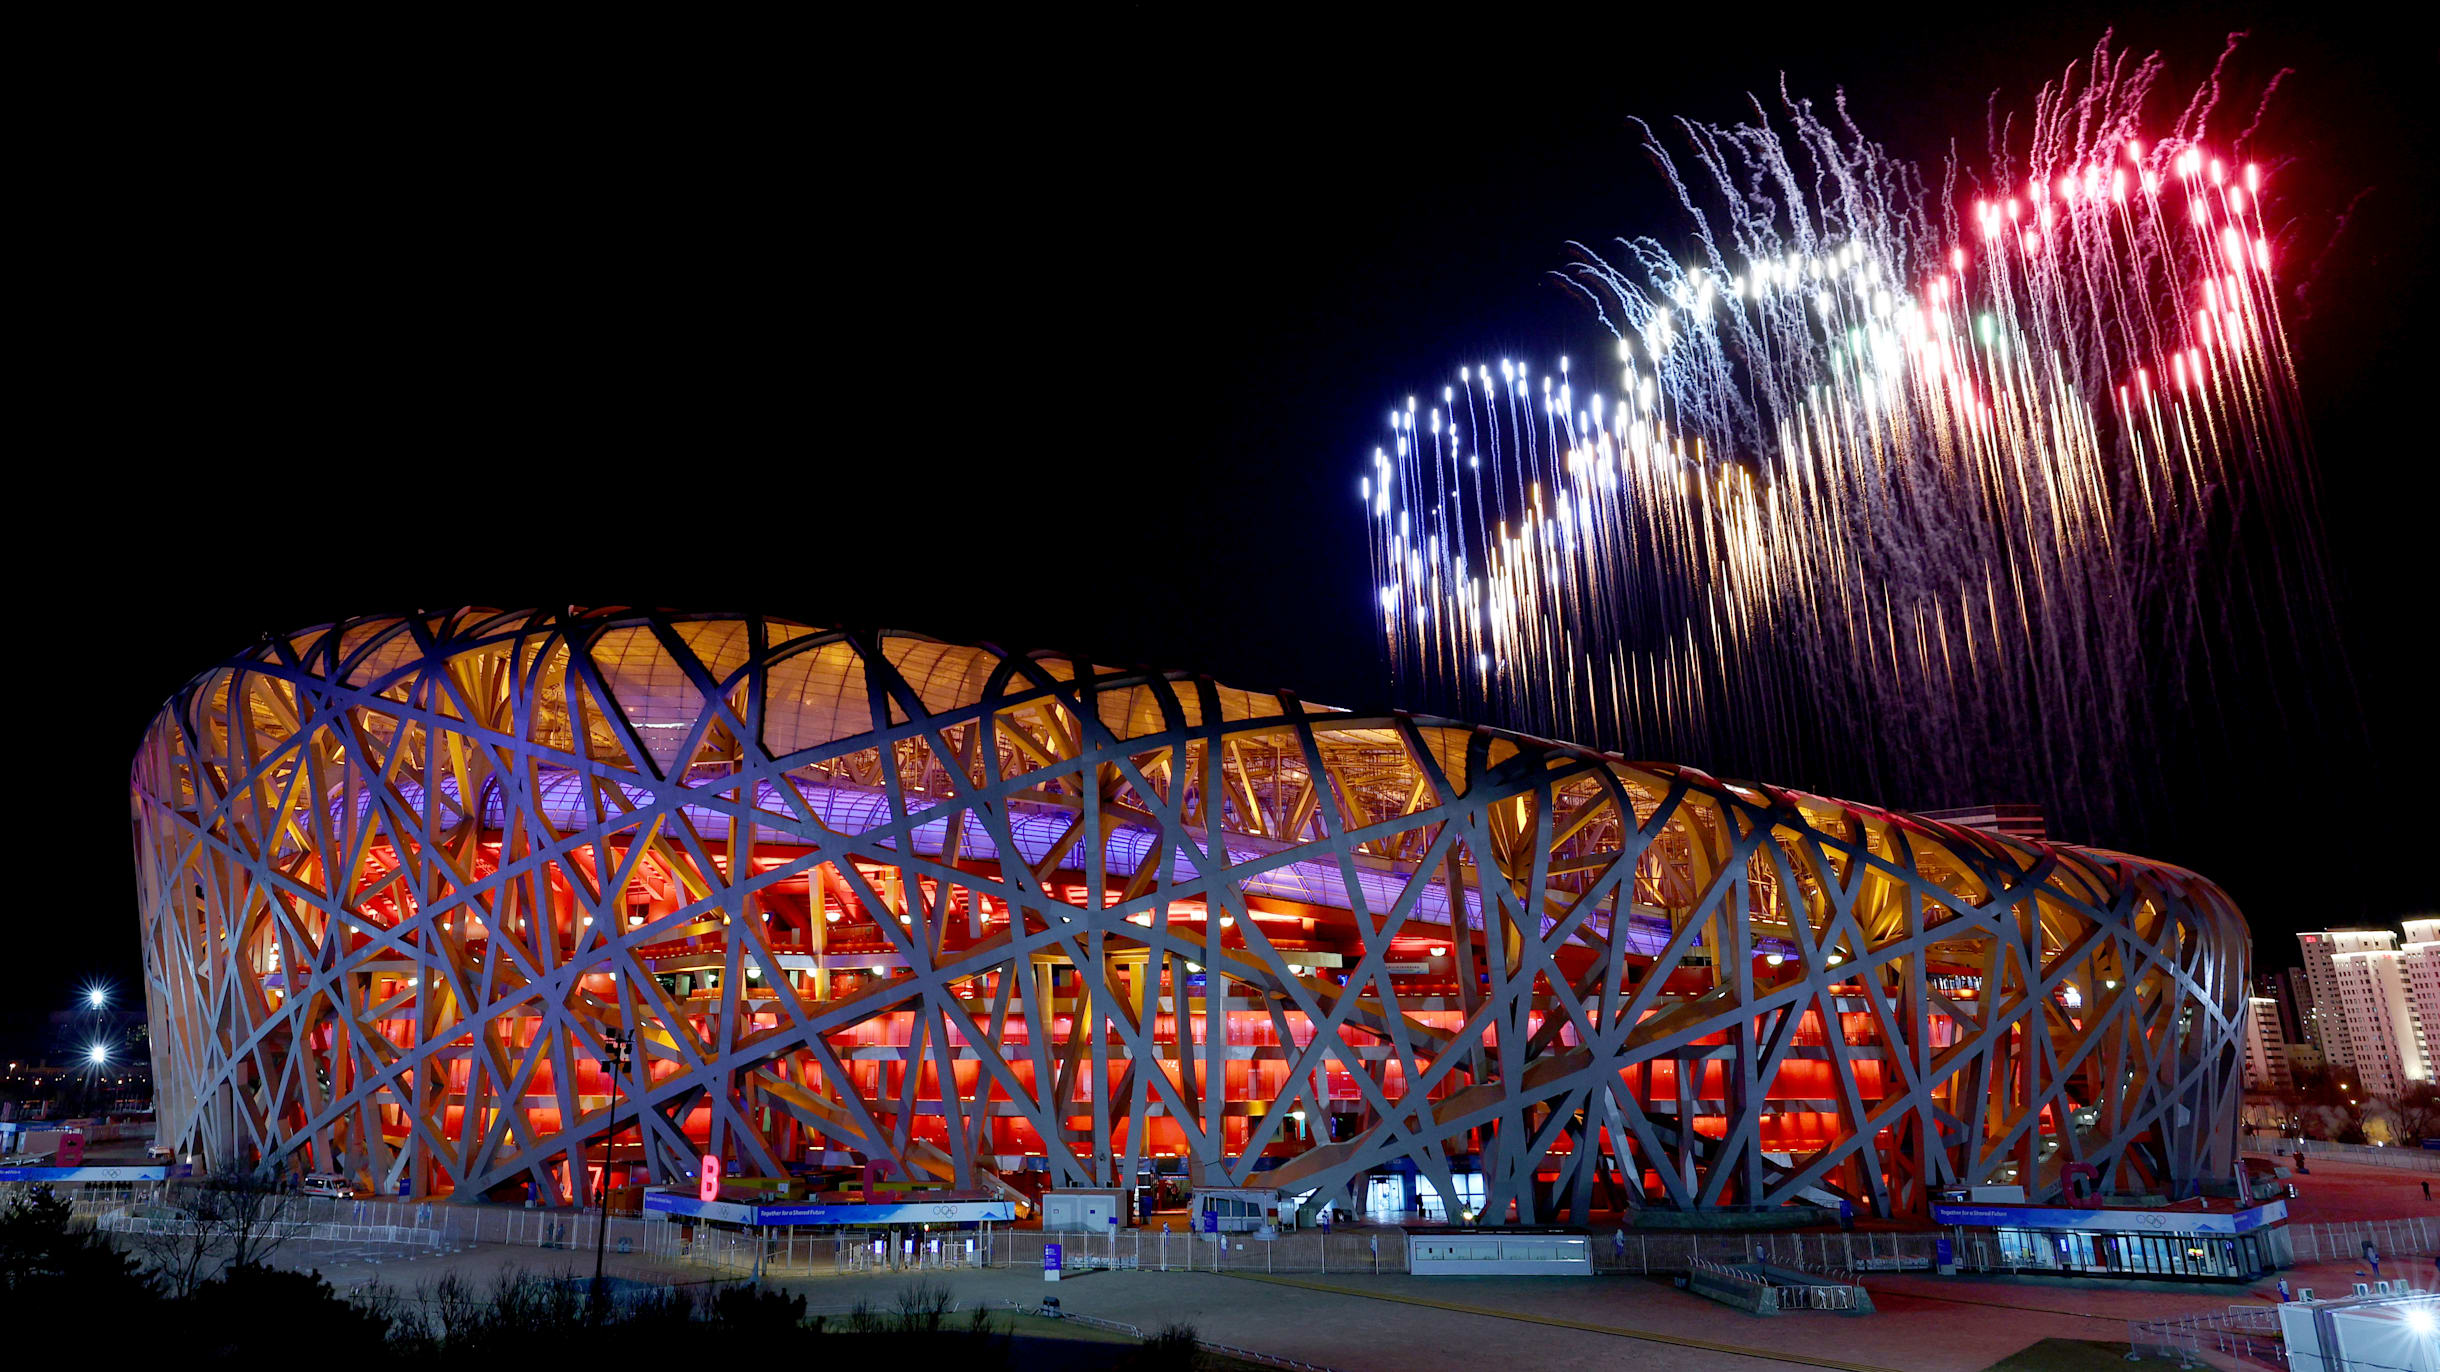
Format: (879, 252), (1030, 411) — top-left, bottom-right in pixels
(2422, 1179), (2430, 1201)
(1612, 1227), (1628, 1265)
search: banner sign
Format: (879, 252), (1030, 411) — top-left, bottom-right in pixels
(0, 1165), (167, 1183)
(643, 1190), (1012, 1227)
(643, 1192), (758, 1225)
(750, 1200), (1014, 1226)
(1930, 1199), (2286, 1235)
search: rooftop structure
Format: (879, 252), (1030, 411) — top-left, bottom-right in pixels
(1915, 804), (2047, 845)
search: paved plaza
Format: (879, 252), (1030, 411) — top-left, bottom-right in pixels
(248, 1155), (2439, 1372)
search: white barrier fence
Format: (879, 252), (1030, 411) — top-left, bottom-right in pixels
(95, 1212), (442, 1249)
(2124, 1303), (2287, 1365)
(352, 1217), (1941, 1281)
(2287, 1215), (2440, 1264)
(89, 1181), (2435, 1289)
(959, 1224), (1948, 1276)
(2267, 1139), (2440, 1174)
(269, 1193), (686, 1261)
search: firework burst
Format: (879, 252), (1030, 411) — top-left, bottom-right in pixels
(1360, 37), (2339, 834)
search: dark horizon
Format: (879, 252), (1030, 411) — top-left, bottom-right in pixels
(16, 9), (2435, 1055)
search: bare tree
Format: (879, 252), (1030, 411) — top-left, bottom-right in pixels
(2396, 1083), (2440, 1144)
(129, 1204), (220, 1299)
(197, 1164), (302, 1272)
(127, 1148), (303, 1291)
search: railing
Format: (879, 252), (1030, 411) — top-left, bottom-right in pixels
(1601, 1228), (1946, 1275)
(2125, 1303), (2286, 1366)
(989, 1226), (1405, 1275)
(2264, 1138), (2440, 1174)
(95, 1212), (442, 1248)
(2287, 1215), (2440, 1264)
(65, 1185), (1967, 1287)
(276, 1194), (687, 1263)
(80, 1187), (693, 1278)
(1688, 1256), (1780, 1309)
(5, 1180), (173, 1217)
(966, 1223), (1951, 1277)
(1685, 1258), (1866, 1312)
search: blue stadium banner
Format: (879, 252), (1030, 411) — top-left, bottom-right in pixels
(1930, 1200), (2287, 1235)
(0, 1165), (168, 1183)
(642, 1190), (1013, 1227)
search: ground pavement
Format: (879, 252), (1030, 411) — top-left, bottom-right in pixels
(247, 1156), (2438, 1372)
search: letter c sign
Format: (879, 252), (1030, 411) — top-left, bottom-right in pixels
(699, 1154), (722, 1202)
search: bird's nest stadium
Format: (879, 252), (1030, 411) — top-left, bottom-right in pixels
(131, 609), (2249, 1222)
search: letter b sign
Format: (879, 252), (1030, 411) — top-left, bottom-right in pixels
(699, 1154), (722, 1202)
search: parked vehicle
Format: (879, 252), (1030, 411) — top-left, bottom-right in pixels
(145, 1143), (174, 1161)
(300, 1172), (353, 1198)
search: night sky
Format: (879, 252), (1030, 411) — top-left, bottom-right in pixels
(23, 10), (2433, 1055)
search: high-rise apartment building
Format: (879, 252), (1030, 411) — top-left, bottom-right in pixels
(2299, 931), (2384, 1074)
(2299, 929), (2432, 1098)
(2264, 967), (2317, 1054)
(2242, 994), (2292, 1091)
(2401, 918), (2440, 1084)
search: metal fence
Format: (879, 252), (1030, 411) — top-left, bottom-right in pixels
(9, 1180), (173, 1216)
(1594, 1228), (1947, 1275)
(641, 1212), (2427, 1285)
(95, 1212), (441, 1249)
(262, 1193), (688, 1261)
(1686, 1257), (1866, 1312)
(2287, 1215), (2440, 1264)
(2272, 1139), (2440, 1174)
(1688, 1255), (1772, 1301)
(46, 1183), (1971, 1286)
(2124, 1303), (2286, 1366)
(72, 1186), (695, 1283)
(960, 1224), (1949, 1277)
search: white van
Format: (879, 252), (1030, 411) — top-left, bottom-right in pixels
(300, 1173), (353, 1198)
(145, 1142), (175, 1162)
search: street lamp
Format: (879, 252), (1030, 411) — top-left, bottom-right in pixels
(86, 1043), (110, 1066)
(592, 1028), (633, 1320)
(86, 987), (109, 1010)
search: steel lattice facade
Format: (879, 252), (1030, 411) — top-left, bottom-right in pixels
(132, 609), (2249, 1219)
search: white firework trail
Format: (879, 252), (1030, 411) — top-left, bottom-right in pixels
(1360, 37), (2341, 834)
